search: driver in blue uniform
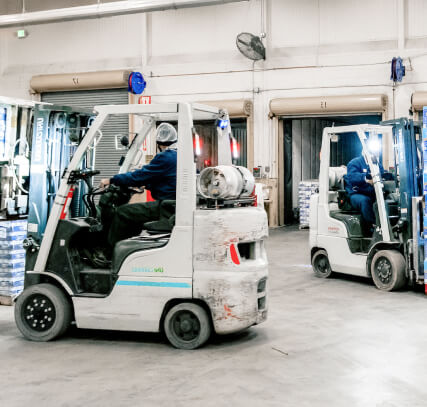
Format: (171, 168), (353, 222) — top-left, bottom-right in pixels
(344, 154), (385, 232)
(99, 123), (177, 248)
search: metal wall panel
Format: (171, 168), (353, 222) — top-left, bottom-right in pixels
(41, 89), (129, 185)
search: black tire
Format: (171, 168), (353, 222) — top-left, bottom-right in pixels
(312, 249), (333, 278)
(14, 283), (72, 342)
(164, 303), (211, 350)
(371, 250), (407, 291)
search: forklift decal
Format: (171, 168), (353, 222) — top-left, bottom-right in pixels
(34, 118), (44, 162)
(60, 187), (75, 220)
(132, 267), (164, 273)
(229, 244), (240, 265)
(116, 280), (191, 288)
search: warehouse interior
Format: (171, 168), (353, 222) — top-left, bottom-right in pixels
(2, 0), (427, 406)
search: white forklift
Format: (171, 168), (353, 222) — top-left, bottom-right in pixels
(309, 123), (414, 291)
(15, 103), (268, 349)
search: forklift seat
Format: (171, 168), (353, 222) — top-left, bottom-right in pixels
(328, 167), (364, 237)
(329, 210), (364, 238)
(329, 166), (347, 190)
(112, 237), (169, 274)
(143, 200), (176, 234)
(328, 166), (356, 213)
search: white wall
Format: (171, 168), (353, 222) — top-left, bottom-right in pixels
(1, 0), (427, 173)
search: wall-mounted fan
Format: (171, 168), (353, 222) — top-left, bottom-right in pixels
(236, 32), (266, 61)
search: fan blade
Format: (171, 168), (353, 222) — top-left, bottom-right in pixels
(237, 38), (251, 47)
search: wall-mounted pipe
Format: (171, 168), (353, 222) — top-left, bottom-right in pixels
(0, 0), (247, 27)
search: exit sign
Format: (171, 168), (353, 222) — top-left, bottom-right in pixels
(139, 96), (151, 105)
(16, 29), (28, 39)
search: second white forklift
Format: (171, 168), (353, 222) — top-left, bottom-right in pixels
(310, 120), (424, 291)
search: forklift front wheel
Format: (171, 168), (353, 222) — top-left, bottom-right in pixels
(14, 283), (72, 342)
(164, 303), (211, 350)
(371, 250), (407, 291)
(312, 250), (333, 279)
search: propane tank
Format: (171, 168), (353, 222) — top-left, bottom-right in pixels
(197, 165), (255, 200)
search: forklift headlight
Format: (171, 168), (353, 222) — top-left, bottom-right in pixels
(367, 138), (381, 153)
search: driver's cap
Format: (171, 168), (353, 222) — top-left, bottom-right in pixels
(156, 123), (177, 145)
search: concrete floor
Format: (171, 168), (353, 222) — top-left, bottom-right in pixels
(1, 227), (427, 406)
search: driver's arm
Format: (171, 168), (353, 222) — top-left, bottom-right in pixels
(109, 154), (170, 188)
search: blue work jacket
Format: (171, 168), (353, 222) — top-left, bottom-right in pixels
(344, 155), (384, 197)
(110, 149), (177, 201)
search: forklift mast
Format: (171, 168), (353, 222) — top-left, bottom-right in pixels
(381, 118), (422, 238)
(27, 105), (94, 244)
(0, 98), (33, 218)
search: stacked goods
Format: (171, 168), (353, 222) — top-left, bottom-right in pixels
(298, 180), (319, 228)
(0, 220), (26, 299)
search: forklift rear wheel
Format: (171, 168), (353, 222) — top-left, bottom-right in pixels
(164, 303), (211, 350)
(312, 250), (332, 278)
(371, 250), (407, 291)
(15, 283), (72, 342)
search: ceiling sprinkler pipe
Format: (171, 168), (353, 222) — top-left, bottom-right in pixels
(0, 0), (248, 27)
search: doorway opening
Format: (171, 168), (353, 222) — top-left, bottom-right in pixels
(282, 114), (382, 224)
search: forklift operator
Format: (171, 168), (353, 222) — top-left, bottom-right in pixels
(99, 123), (177, 248)
(344, 154), (385, 231)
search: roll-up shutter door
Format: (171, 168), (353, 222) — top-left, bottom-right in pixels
(231, 120), (247, 167)
(197, 100), (252, 169)
(193, 119), (248, 171)
(41, 89), (129, 185)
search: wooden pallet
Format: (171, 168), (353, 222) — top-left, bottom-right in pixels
(0, 295), (14, 306)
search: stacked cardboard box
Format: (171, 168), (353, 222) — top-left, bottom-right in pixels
(0, 220), (26, 298)
(298, 180), (319, 228)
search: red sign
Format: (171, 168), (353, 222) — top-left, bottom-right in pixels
(138, 95), (152, 151)
(139, 96), (151, 105)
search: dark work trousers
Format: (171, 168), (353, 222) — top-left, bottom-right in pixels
(107, 201), (161, 248)
(349, 193), (376, 236)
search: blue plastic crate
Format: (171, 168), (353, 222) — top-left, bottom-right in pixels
(0, 278), (24, 288)
(0, 220), (27, 233)
(0, 242), (25, 252)
(0, 270), (24, 278)
(0, 251), (25, 260)
(0, 286), (23, 296)
(0, 260), (25, 269)
(0, 232), (27, 242)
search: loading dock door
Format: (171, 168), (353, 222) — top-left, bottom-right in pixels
(193, 118), (247, 172)
(283, 114), (381, 224)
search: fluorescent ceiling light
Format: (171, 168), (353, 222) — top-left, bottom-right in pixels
(0, 0), (247, 27)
